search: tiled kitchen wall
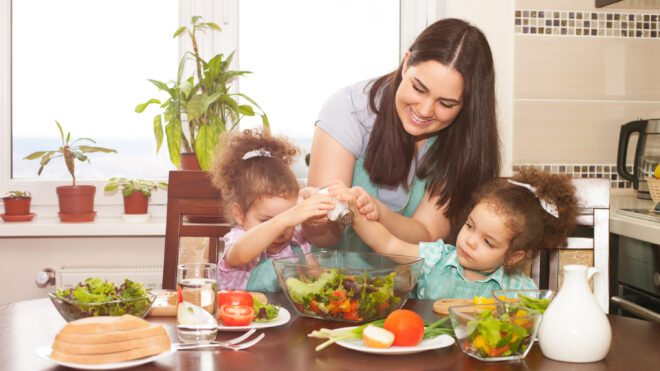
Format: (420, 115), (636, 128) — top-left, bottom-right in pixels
(513, 0), (660, 188)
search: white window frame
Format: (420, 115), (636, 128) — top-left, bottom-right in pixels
(0, 0), (436, 214)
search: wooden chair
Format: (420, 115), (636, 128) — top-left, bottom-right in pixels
(162, 170), (232, 290)
(530, 177), (610, 313)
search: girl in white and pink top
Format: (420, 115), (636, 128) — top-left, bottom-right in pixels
(210, 129), (335, 292)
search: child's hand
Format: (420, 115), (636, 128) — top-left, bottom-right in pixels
(282, 191), (334, 227)
(327, 182), (359, 216)
(351, 186), (380, 221)
(297, 187), (330, 224)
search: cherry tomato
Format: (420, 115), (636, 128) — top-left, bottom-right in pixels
(218, 305), (255, 326)
(218, 290), (253, 308)
(383, 309), (425, 346)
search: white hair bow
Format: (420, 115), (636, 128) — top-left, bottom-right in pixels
(242, 149), (272, 160)
(507, 180), (559, 218)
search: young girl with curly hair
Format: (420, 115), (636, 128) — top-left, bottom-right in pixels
(210, 129), (334, 292)
(331, 168), (579, 299)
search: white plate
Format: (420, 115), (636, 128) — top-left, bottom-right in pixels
(218, 307), (290, 331)
(34, 346), (175, 370)
(335, 328), (455, 355)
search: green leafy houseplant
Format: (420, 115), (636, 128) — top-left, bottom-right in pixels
(104, 178), (167, 216)
(23, 121), (116, 222)
(104, 178), (168, 197)
(24, 121), (117, 186)
(4, 191), (32, 199)
(136, 16), (269, 170)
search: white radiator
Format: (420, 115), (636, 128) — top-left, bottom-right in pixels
(57, 264), (163, 290)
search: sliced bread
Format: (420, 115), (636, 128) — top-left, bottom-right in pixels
(50, 342), (171, 365)
(54, 323), (168, 346)
(58, 314), (150, 335)
(52, 332), (170, 355)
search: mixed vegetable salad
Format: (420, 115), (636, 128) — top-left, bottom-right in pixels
(285, 269), (400, 322)
(52, 277), (152, 317)
(462, 308), (537, 359)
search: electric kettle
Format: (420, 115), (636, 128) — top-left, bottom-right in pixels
(617, 118), (660, 199)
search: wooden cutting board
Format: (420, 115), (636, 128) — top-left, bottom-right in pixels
(148, 291), (268, 317)
(432, 298), (473, 315)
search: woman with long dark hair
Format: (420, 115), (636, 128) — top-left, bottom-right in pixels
(304, 18), (500, 256)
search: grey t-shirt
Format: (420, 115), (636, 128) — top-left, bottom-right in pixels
(315, 79), (430, 210)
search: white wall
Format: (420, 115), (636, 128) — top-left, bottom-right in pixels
(0, 237), (164, 305)
(442, 0), (516, 175)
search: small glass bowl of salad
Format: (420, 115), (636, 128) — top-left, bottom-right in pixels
(448, 303), (542, 361)
(273, 250), (424, 323)
(492, 289), (555, 314)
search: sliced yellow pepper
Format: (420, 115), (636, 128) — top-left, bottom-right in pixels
(472, 334), (490, 354)
(513, 309), (528, 326)
(338, 300), (351, 312)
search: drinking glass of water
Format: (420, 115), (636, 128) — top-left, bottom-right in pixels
(176, 263), (218, 344)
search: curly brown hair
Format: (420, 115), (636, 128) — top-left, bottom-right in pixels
(210, 129), (301, 222)
(473, 168), (579, 272)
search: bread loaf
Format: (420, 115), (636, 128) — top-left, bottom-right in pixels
(50, 314), (171, 365)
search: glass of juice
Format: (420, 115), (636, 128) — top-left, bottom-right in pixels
(176, 263), (218, 344)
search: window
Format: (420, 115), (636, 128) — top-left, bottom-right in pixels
(11, 0), (178, 181)
(238, 0), (400, 177)
(2, 0), (431, 208)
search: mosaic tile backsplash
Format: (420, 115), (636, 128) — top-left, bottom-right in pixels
(512, 163), (633, 189)
(515, 9), (660, 38)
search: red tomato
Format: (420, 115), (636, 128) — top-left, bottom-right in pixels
(310, 300), (321, 313)
(329, 290), (347, 307)
(219, 305), (255, 326)
(177, 285), (183, 304)
(489, 345), (510, 357)
(378, 299), (390, 313)
(383, 309), (425, 346)
(218, 290), (253, 308)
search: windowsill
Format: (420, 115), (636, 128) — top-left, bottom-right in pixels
(0, 215), (166, 237)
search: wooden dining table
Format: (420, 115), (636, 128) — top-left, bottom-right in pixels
(2, 292), (659, 371)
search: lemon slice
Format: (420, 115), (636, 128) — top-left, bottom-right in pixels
(177, 301), (217, 327)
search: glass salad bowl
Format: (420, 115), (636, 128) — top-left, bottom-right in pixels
(448, 303), (542, 361)
(273, 250), (424, 323)
(48, 291), (157, 322)
(492, 289), (555, 314)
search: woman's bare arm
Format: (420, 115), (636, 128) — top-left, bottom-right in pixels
(302, 127), (356, 247)
(376, 191), (451, 243)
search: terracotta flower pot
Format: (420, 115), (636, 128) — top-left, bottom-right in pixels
(123, 192), (149, 214)
(180, 152), (201, 171)
(56, 185), (96, 222)
(2, 197), (31, 215)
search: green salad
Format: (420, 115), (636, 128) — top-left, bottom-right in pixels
(464, 308), (536, 358)
(285, 269), (400, 322)
(516, 293), (551, 314)
(253, 300), (280, 322)
(52, 277), (152, 318)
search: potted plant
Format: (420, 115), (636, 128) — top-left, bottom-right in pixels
(1, 191), (35, 222)
(24, 121), (117, 222)
(135, 15), (270, 171)
(104, 178), (168, 220)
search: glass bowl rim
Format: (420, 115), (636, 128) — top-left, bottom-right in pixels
(272, 249), (425, 268)
(48, 291), (156, 306)
(448, 303), (542, 320)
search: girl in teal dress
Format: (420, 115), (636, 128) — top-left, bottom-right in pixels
(210, 130), (335, 292)
(330, 168), (579, 299)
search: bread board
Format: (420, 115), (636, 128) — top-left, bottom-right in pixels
(147, 290), (268, 317)
(432, 298), (473, 315)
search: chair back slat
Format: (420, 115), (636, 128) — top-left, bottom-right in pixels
(531, 177), (610, 313)
(162, 170), (231, 289)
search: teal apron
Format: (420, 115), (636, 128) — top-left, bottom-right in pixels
(423, 265), (503, 299)
(313, 137), (433, 269)
(245, 243), (304, 292)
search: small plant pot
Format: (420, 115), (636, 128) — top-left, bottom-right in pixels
(56, 185), (96, 222)
(123, 192), (149, 214)
(180, 152), (201, 171)
(2, 197), (32, 215)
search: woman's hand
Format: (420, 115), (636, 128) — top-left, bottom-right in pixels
(351, 186), (380, 221)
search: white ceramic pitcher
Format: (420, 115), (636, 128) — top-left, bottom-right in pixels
(538, 265), (611, 362)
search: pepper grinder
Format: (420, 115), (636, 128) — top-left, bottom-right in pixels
(318, 186), (354, 226)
